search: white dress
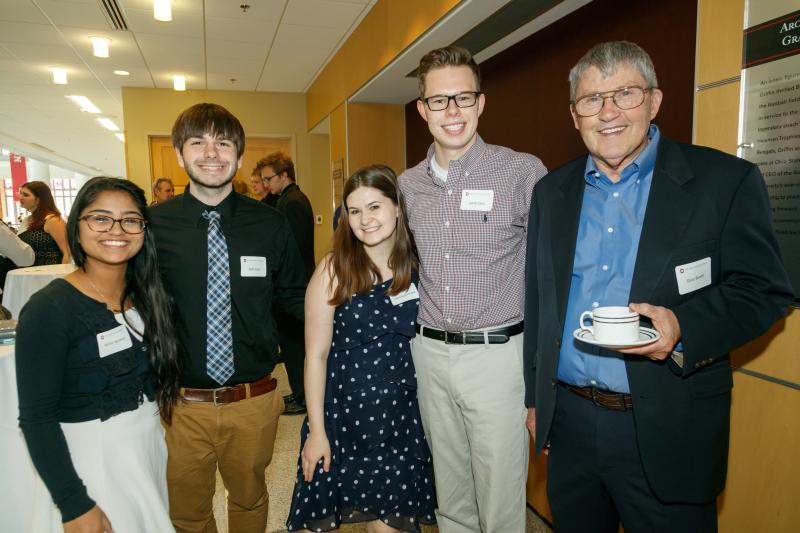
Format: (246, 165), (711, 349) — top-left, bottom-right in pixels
(42, 309), (173, 532)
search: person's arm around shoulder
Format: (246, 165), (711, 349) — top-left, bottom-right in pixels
(44, 214), (70, 264)
(301, 254), (337, 481)
(0, 221), (34, 266)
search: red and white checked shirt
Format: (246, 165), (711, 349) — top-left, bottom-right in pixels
(399, 136), (547, 331)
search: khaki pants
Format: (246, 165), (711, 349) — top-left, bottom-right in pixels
(165, 389), (283, 533)
(411, 333), (529, 533)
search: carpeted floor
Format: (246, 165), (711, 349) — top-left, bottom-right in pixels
(211, 363), (552, 533)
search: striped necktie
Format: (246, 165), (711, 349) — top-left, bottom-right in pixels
(203, 210), (234, 385)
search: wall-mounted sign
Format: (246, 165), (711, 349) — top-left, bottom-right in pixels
(9, 154), (27, 201)
(740, 3), (800, 303)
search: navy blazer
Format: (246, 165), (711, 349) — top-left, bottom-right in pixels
(523, 135), (793, 503)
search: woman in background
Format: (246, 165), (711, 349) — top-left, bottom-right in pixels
(287, 165), (435, 533)
(16, 177), (180, 532)
(18, 181), (70, 265)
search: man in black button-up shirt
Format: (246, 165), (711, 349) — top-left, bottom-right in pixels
(150, 103), (306, 533)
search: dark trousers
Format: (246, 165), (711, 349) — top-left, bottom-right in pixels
(276, 310), (305, 403)
(547, 385), (717, 533)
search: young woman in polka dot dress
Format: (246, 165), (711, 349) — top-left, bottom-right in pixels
(287, 165), (436, 533)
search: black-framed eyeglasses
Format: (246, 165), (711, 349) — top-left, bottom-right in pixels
(80, 214), (147, 234)
(420, 91), (482, 111)
(572, 86), (652, 117)
(261, 173), (278, 183)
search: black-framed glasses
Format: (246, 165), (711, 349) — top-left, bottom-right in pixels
(80, 214), (147, 234)
(261, 173), (278, 183)
(420, 91), (482, 111)
(572, 86), (652, 117)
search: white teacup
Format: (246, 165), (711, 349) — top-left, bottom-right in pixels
(579, 306), (640, 343)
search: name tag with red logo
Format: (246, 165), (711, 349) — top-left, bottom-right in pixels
(460, 190), (494, 211)
(675, 257), (711, 295)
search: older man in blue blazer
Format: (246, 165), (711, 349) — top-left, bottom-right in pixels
(523, 41), (793, 533)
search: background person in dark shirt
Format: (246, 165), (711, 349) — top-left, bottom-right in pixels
(149, 103), (306, 533)
(257, 152), (314, 415)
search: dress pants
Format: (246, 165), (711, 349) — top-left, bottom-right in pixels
(411, 332), (529, 533)
(165, 388), (284, 533)
(547, 385), (717, 533)
(275, 309), (305, 403)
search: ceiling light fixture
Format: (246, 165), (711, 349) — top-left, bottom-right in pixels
(154, 0), (172, 22)
(91, 37), (111, 58)
(173, 75), (186, 91)
(113, 70), (130, 76)
(1, 149), (9, 157)
(115, 133), (125, 142)
(66, 95), (101, 114)
(97, 118), (120, 131)
(50, 67), (68, 84)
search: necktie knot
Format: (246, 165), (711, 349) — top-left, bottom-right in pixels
(203, 210), (221, 225)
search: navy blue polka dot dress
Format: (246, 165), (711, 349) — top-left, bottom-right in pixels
(286, 276), (436, 532)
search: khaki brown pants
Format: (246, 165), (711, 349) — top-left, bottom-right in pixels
(165, 389), (284, 533)
(411, 332), (529, 533)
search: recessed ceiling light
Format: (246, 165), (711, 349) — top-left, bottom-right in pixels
(115, 133), (125, 142)
(91, 37), (111, 58)
(1, 149), (9, 157)
(50, 67), (68, 85)
(97, 118), (120, 131)
(66, 95), (101, 114)
(173, 75), (186, 91)
(113, 70), (130, 76)
(154, 0), (172, 22)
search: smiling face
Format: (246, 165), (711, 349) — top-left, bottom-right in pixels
(416, 65), (485, 166)
(346, 185), (398, 251)
(78, 190), (145, 268)
(19, 186), (39, 212)
(570, 63), (662, 182)
(176, 133), (241, 196)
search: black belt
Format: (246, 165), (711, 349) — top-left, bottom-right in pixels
(558, 380), (633, 411)
(415, 322), (523, 344)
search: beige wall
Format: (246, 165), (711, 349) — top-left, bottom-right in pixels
(122, 87), (309, 201)
(695, 1), (799, 531)
(122, 87), (335, 263)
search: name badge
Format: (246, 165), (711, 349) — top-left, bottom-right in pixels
(241, 256), (267, 277)
(97, 324), (133, 358)
(389, 283), (420, 306)
(675, 257), (711, 295)
(460, 190), (494, 211)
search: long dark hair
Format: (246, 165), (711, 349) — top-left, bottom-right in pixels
(68, 177), (181, 422)
(22, 181), (61, 231)
(330, 165), (417, 305)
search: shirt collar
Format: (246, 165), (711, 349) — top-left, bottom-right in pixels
(181, 186), (238, 227)
(425, 134), (487, 179)
(584, 124), (661, 187)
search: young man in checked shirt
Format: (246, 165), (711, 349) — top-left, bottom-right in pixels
(398, 46), (547, 532)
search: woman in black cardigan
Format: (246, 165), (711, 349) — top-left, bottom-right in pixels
(16, 177), (180, 533)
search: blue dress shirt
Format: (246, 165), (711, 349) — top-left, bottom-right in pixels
(557, 125), (661, 393)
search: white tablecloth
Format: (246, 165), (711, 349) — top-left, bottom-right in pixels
(0, 346), (61, 532)
(2, 264), (76, 318)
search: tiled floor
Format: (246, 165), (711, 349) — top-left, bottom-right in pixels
(212, 364), (552, 533)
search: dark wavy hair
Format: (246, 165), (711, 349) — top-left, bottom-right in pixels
(329, 165), (417, 305)
(21, 181), (61, 231)
(68, 177), (182, 422)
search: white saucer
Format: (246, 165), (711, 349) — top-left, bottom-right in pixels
(572, 326), (660, 349)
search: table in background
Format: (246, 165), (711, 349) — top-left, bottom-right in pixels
(2, 264), (76, 318)
(0, 346), (61, 531)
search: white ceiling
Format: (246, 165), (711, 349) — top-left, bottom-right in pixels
(0, 0), (376, 177)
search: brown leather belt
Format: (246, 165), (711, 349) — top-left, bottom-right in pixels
(559, 381), (633, 411)
(415, 322), (523, 344)
(180, 374), (277, 405)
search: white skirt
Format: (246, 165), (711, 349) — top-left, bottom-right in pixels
(54, 401), (173, 532)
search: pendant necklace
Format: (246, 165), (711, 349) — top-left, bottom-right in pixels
(85, 274), (123, 313)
